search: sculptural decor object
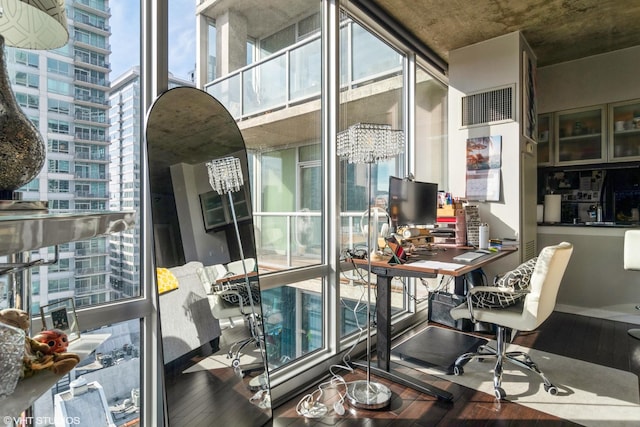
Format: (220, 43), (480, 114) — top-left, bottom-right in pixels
(0, 0), (69, 201)
(146, 87), (271, 425)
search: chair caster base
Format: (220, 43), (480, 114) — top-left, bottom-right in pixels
(494, 387), (506, 400)
(544, 384), (558, 395)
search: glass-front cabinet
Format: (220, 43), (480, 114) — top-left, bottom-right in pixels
(537, 113), (552, 165)
(554, 106), (606, 165)
(609, 99), (640, 162)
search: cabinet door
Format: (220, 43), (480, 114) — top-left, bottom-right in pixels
(554, 106), (606, 165)
(609, 99), (640, 162)
(537, 113), (552, 165)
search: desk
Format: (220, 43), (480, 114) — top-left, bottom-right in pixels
(349, 246), (517, 401)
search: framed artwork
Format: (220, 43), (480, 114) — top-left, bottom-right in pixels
(465, 136), (502, 201)
(523, 50), (537, 143)
(40, 298), (80, 342)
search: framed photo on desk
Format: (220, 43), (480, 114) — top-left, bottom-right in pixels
(40, 298), (80, 342)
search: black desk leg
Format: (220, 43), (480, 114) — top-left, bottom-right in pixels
(371, 272), (453, 402)
(375, 274), (392, 372)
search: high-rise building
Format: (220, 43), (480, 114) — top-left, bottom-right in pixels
(9, 0), (112, 313)
(108, 67), (192, 298)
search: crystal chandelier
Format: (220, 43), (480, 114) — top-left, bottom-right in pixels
(206, 156), (244, 195)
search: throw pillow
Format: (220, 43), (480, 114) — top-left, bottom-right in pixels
(470, 257), (537, 309)
(156, 268), (179, 295)
(213, 279), (261, 307)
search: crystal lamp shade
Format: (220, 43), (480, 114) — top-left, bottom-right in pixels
(337, 123), (404, 164)
(206, 156), (244, 195)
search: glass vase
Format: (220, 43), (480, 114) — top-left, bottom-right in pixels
(0, 322), (26, 397)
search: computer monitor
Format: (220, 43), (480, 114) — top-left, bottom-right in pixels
(388, 176), (438, 228)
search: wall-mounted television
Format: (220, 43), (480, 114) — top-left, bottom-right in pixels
(388, 176), (438, 228)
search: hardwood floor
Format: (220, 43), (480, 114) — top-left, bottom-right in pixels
(162, 311), (640, 426)
(270, 311), (640, 426)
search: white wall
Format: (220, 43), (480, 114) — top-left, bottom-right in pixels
(170, 162), (231, 266)
(538, 45), (640, 113)
(448, 31), (534, 274)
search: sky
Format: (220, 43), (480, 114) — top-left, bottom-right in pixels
(109, 0), (197, 81)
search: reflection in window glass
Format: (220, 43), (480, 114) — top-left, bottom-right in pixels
(33, 320), (141, 427)
(262, 278), (323, 370)
(338, 15), (407, 338)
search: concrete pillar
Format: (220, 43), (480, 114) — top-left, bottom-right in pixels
(217, 9), (248, 76)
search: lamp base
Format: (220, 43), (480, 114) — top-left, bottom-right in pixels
(346, 380), (391, 409)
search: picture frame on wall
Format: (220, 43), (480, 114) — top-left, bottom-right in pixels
(522, 50), (537, 143)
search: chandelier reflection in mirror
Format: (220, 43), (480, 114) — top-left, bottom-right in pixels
(337, 123), (404, 410)
(205, 156), (270, 401)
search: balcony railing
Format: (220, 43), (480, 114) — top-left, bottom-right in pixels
(205, 23), (402, 121)
(253, 211), (366, 270)
(206, 36), (322, 120)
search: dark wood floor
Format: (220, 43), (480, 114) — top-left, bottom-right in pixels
(163, 311), (640, 426)
(270, 311), (640, 426)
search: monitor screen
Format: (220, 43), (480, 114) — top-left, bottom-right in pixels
(388, 176), (438, 228)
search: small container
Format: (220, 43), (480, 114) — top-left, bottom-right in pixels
(479, 224), (489, 250)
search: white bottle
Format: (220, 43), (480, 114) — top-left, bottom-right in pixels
(479, 223), (489, 249)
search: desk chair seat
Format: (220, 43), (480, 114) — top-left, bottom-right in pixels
(450, 242), (573, 399)
(624, 230), (640, 340)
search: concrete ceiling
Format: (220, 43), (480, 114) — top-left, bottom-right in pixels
(369, 0), (640, 68)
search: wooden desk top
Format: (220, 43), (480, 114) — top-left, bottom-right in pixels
(349, 246), (517, 277)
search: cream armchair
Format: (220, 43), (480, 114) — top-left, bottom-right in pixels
(450, 241), (573, 400)
(624, 230), (640, 340)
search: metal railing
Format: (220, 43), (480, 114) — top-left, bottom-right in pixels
(253, 210), (367, 269)
(205, 25), (402, 121)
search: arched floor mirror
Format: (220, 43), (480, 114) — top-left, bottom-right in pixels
(146, 87), (271, 426)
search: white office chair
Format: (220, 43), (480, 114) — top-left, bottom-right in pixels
(450, 241), (573, 399)
(624, 230), (640, 340)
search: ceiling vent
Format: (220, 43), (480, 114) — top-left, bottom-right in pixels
(461, 85), (514, 127)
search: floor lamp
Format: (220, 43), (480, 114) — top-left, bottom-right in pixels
(206, 156), (270, 398)
(337, 123), (404, 409)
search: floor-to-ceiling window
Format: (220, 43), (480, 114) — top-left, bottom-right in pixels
(337, 11), (408, 339)
(0, 1), (155, 424)
(196, 3), (449, 400)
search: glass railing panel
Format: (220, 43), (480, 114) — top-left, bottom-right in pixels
(207, 74), (241, 118)
(289, 38), (321, 101)
(243, 54), (287, 116)
(254, 212), (322, 272)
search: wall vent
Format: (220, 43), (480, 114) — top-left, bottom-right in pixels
(524, 239), (536, 261)
(461, 85), (514, 127)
